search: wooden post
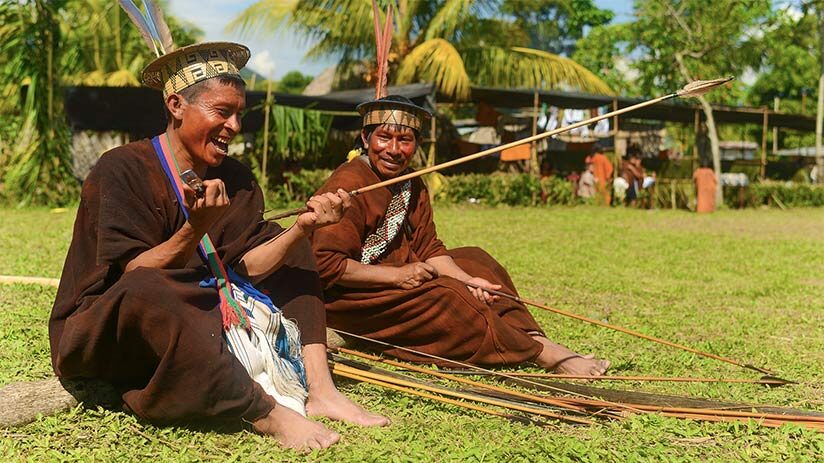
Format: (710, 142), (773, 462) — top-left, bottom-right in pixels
(772, 97), (779, 153)
(761, 107), (768, 181)
(427, 95), (437, 167)
(817, 74), (824, 184)
(612, 98), (620, 172)
(261, 79), (273, 192)
(530, 91), (539, 176)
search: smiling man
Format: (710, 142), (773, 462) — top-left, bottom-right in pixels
(49, 41), (386, 451)
(309, 95), (610, 376)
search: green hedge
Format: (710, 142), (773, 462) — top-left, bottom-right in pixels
(733, 181), (824, 208)
(441, 173), (579, 206)
(265, 169), (580, 208)
(264, 169), (824, 209)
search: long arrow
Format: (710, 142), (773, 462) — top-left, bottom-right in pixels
(464, 281), (784, 378)
(266, 77), (734, 221)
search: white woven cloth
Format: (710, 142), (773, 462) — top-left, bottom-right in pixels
(224, 283), (308, 416)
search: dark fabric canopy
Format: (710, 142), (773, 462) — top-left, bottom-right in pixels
(467, 86), (815, 132)
(64, 84), (434, 136)
(63, 83), (813, 134)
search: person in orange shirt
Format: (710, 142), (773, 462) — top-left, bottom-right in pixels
(589, 143), (614, 206)
(693, 160), (718, 213)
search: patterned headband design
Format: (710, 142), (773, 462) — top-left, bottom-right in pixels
(142, 42), (251, 97)
(358, 99), (432, 132)
(363, 109), (423, 132)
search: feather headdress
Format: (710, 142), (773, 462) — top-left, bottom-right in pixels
(119, 0), (249, 97)
(356, 0), (431, 132)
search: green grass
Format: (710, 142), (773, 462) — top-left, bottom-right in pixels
(1, 205), (823, 461)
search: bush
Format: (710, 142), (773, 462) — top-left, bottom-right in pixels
(262, 169), (824, 210)
(440, 173), (578, 206)
(745, 181), (824, 208)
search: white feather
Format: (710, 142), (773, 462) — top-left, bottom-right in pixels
(118, 0), (159, 57)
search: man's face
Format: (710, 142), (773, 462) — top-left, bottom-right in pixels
(175, 81), (245, 168)
(363, 124), (418, 179)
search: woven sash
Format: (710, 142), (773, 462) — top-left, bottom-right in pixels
(361, 180), (412, 264)
(151, 134), (308, 415)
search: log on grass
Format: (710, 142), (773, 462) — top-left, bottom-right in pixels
(0, 377), (121, 428)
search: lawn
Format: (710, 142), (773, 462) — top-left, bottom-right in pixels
(1, 205), (823, 462)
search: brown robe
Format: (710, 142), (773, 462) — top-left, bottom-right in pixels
(49, 139), (325, 424)
(693, 167), (717, 213)
(309, 157), (544, 367)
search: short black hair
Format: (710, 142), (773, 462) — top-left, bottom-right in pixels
(179, 74), (246, 103)
(165, 74), (246, 122)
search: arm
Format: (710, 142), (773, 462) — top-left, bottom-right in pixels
(336, 258), (437, 289)
(124, 221), (203, 272)
(123, 179), (228, 273)
(426, 255), (500, 304)
(425, 255), (472, 282)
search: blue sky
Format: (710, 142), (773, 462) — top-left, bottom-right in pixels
(169, 0), (634, 80)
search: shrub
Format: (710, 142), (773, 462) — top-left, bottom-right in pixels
(262, 169), (824, 210)
(745, 181), (824, 208)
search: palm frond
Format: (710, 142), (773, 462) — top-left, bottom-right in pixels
(396, 38), (470, 99)
(225, 0), (296, 37)
(297, 0), (379, 59)
(462, 46), (614, 95)
(423, 0), (497, 40)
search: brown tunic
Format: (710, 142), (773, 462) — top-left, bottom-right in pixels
(49, 139), (325, 424)
(309, 158), (544, 367)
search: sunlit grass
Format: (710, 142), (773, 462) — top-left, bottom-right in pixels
(1, 205), (822, 461)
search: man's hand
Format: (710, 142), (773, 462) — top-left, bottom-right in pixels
(296, 189), (352, 234)
(184, 179), (230, 235)
(465, 277), (501, 304)
(394, 262), (438, 289)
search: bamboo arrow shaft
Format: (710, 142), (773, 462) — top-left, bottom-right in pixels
(330, 365), (528, 423)
(466, 282), (775, 376)
(331, 328), (646, 413)
(331, 362), (595, 425)
(437, 370), (789, 385)
(335, 347), (588, 413)
(267, 92), (680, 221)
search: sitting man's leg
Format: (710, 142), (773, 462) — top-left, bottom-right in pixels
(264, 238), (388, 427)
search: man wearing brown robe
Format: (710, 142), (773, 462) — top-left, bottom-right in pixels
(50, 41), (384, 450)
(309, 95), (609, 376)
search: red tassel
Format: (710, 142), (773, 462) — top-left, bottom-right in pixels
(220, 297), (241, 330)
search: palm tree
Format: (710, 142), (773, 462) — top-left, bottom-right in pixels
(227, 0), (613, 99)
(62, 0), (202, 87)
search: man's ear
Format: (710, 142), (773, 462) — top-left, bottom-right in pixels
(360, 129), (370, 147)
(165, 93), (186, 121)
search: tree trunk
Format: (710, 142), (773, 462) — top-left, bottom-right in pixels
(817, 2), (824, 183)
(695, 97), (723, 205)
(675, 54), (723, 205)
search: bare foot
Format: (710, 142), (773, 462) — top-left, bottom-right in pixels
(306, 388), (390, 427)
(532, 336), (610, 376)
(252, 403), (340, 450)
